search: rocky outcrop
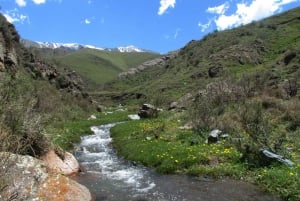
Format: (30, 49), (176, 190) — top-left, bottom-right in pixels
(118, 51), (178, 77)
(0, 14), (89, 99)
(0, 29), (19, 73)
(1, 152), (91, 201)
(169, 93), (194, 110)
(209, 39), (265, 66)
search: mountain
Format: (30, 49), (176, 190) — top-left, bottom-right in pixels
(114, 45), (148, 53)
(103, 8), (300, 183)
(24, 41), (161, 88)
(21, 39), (150, 53)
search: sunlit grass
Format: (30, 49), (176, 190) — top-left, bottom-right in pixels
(110, 113), (300, 200)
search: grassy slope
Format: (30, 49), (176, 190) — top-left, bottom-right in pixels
(99, 8), (300, 201)
(47, 48), (160, 88)
(105, 7), (300, 104)
(110, 112), (300, 201)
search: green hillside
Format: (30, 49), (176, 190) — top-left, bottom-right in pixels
(1, 6), (300, 201)
(101, 8), (300, 200)
(105, 6), (300, 105)
(40, 48), (160, 88)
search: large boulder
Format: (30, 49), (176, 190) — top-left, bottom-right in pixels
(41, 150), (80, 176)
(1, 152), (91, 201)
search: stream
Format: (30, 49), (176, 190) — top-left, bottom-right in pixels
(73, 123), (281, 201)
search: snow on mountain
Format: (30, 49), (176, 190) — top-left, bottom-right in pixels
(116, 45), (145, 53)
(35, 41), (105, 51)
(21, 39), (148, 53)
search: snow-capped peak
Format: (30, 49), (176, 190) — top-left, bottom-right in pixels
(35, 41), (105, 51)
(117, 45), (145, 53)
(21, 39), (150, 53)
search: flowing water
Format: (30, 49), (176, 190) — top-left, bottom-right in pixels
(74, 123), (281, 201)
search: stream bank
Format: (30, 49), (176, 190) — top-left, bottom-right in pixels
(74, 123), (281, 201)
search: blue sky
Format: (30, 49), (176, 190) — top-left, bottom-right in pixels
(1, 0), (300, 53)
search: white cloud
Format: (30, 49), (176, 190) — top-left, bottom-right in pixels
(15, 0), (47, 6)
(3, 9), (29, 24)
(200, 0), (299, 31)
(15, 0), (27, 7)
(32, 0), (46, 4)
(158, 0), (176, 15)
(198, 19), (213, 32)
(85, 19), (91, 24)
(207, 2), (229, 15)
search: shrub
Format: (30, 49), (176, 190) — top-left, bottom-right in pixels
(238, 100), (289, 167)
(282, 98), (300, 131)
(0, 73), (50, 156)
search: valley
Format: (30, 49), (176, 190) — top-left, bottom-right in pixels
(0, 6), (299, 201)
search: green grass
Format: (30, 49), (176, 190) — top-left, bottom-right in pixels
(111, 116), (242, 174)
(104, 7), (300, 106)
(254, 165), (300, 201)
(110, 112), (300, 200)
(48, 109), (131, 150)
(53, 48), (160, 86)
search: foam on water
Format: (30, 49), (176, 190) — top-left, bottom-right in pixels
(75, 123), (156, 193)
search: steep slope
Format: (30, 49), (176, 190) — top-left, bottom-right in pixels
(105, 7), (300, 105)
(0, 13), (92, 156)
(0, 13), (96, 200)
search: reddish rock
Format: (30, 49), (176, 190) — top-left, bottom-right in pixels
(38, 174), (92, 201)
(1, 152), (92, 201)
(41, 150), (80, 176)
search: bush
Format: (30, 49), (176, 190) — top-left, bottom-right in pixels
(238, 100), (289, 167)
(0, 73), (50, 156)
